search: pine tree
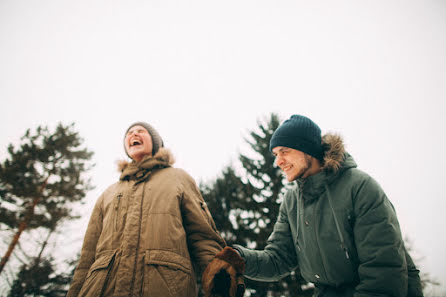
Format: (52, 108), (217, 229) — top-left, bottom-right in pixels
(7, 229), (73, 297)
(7, 256), (71, 297)
(201, 113), (314, 297)
(0, 123), (93, 276)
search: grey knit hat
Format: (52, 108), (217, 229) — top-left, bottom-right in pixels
(269, 114), (323, 161)
(124, 122), (164, 158)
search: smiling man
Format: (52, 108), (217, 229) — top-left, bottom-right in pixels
(67, 122), (225, 297)
(204, 114), (423, 297)
(124, 124), (157, 162)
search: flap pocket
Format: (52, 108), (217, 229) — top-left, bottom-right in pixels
(87, 251), (116, 278)
(144, 250), (191, 274)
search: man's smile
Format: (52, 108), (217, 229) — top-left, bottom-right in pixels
(281, 165), (293, 172)
(130, 138), (142, 147)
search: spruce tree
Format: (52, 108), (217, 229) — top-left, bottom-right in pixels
(0, 123), (93, 276)
(201, 113), (314, 297)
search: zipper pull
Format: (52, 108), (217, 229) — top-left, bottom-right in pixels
(342, 244), (350, 259)
(115, 193), (122, 210)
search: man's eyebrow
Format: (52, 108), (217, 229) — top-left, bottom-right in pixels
(272, 148), (285, 156)
(275, 147), (290, 155)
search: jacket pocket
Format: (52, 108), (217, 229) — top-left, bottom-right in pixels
(78, 251), (116, 297)
(142, 249), (193, 297)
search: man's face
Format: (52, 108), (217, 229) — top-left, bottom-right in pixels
(272, 146), (312, 181)
(125, 125), (153, 162)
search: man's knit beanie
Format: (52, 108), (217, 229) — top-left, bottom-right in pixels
(269, 114), (323, 161)
(124, 122), (164, 158)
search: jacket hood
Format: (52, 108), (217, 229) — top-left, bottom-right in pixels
(118, 147), (175, 181)
(321, 133), (356, 173)
(297, 133), (356, 200)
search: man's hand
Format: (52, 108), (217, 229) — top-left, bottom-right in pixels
(202, 247), (245, 297)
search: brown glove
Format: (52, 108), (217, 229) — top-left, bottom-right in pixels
(202, 246), (245, 297)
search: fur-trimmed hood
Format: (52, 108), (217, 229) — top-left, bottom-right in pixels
(297, 133), (356, 201)
(321, 133), (351, 173)
(117, 147), (175, 180)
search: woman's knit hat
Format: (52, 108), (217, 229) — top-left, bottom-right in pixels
(269, 114), (323, 161)
(124, 122), (164, 158)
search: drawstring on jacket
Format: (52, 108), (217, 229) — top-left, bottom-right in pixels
(324, 184), (350, 260)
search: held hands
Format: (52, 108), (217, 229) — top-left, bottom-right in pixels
(202, 247), (245, 297)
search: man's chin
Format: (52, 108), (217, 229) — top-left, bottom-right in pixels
(129, 149), (146, 161)
(285, 174), (296, 182)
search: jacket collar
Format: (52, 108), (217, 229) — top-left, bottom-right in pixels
(118, 148), (175, 182)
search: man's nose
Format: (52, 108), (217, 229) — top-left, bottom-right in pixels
(275, 155), (283, 167)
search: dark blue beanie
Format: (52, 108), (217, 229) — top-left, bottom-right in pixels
(269, 115), (323, 160)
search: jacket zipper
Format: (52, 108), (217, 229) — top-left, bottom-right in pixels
(129, 181), (147, 297)
(114, 193), (122, 232)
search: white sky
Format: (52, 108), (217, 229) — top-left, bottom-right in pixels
(1, 0), (445, 294)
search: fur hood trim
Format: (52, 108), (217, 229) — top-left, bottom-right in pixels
(117, 147), (175, 172)
(321, 133), (346, 173)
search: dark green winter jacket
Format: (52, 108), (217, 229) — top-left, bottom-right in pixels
(234, 134), (423, 297)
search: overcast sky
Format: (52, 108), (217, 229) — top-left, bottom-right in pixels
(1, 0), (445, 294)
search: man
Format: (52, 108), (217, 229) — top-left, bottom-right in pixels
(203, 115), (423, 297)
(67, 122), (226, 297)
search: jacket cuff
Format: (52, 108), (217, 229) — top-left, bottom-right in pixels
(232, 245), (246, 259)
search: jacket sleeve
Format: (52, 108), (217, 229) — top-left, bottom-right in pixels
(405, 246), (424, 297)
(67, 194), (104, 297)
(353, 175), (408, 297)
(179, 171), (226, 273)
(233, 197), (298, 282)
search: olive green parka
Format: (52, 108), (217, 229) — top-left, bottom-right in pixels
(234, 134), (423, 297)
(67, 148), (225, 297)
